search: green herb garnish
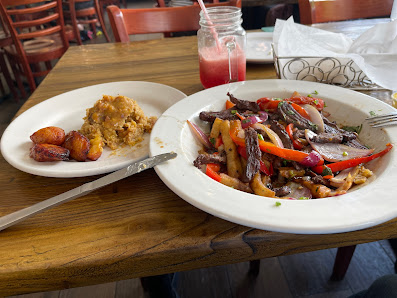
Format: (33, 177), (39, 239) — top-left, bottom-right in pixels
(210, 138), (215, 145)
(275, 202), (281, 207)
(342, 151), (348, 156)
(342, 124), (362, 134)
(321, 166), (332, 176)
(369, 111), (377, 117)
(231, 110), (237, 115)
(257, 134), (264, 141)
(298, 197), (310, 200)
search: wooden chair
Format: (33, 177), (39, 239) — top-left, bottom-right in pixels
(107, 0), (241, 42)
(0, 0), (70, 97)
(62, 0), (110, 45)
(298, 0), (394, 24)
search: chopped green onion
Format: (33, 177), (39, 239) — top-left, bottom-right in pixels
(231, 110), (237, 115)
(369, 111), (377, 117)
(298, 197), (310, 200)
(342, 151), (348, 156)
(307, 94), (312, 97)
(210, 138), (215, 145)
(257, 133), (264, 141)
(275, 201), (281, 207)
(321, 166), (332, 176)
(313, 90), (318, 95)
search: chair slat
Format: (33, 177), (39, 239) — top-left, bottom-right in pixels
(13, 13), (60, 29)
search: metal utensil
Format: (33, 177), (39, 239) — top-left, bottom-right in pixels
(366, 114), (397, 128)
(0, 152), (177, 232)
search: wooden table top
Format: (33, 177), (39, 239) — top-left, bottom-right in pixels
(0, 20), (395, 296)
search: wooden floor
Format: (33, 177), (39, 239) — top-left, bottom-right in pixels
(1, 0), (397, 297)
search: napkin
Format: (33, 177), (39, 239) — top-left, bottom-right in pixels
(273, 17), (397, 90)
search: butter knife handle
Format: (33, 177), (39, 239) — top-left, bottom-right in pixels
(0, 152), (177, 232)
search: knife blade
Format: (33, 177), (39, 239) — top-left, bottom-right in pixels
(0, 152), (177, 232)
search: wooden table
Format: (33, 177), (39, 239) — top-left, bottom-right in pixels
(0, 22), (394, 296)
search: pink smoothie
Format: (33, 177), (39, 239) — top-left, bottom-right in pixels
(199, 45), (246, 89)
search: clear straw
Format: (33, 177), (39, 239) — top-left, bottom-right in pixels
(197, 0), (222, 51)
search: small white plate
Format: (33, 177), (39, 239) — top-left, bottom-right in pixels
(246, 32), (274, 64)
(150, 79), (397, 234)
(0, 81), (186, 178)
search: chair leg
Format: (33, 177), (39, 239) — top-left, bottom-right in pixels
(330, 245), (356, 281)
(94, 0), (111, 42)
(248, 259), (261, 277)
(0, 52), (19, 101)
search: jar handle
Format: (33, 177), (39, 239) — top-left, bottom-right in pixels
(226, 38), (238, 83)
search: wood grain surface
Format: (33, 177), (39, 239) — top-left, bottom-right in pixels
(0, 32), (395, 296)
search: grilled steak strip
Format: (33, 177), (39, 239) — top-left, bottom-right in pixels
(227, 92), (260, 113)
(242, 127), (261, 182)
(199, 108), (239, 123)
(193, 152), (227, 168)
(278, 102), (318, 132)
(270, 120), (293, 149)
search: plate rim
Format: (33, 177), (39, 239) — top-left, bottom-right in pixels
(1, 81), (187, 178)
(149, 79), (397, 234)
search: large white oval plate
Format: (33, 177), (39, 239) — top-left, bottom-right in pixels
(1, 81), (186, 178)
(150, 80), (397, 234)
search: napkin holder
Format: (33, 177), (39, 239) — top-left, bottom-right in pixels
(272, 44), (385, 91)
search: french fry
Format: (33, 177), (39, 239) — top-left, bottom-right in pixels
(220, 120), (242, 178)
(250, 172), (276, 197)
(210, 117), (223, 139)
(220, 173), (252, 193)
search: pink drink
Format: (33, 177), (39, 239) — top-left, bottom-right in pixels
(199, 45), (246, 89)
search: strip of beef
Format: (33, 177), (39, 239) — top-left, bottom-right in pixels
(227, 92), (260, 113)
(278, 102), (318, 132)
(242, 127), (261, 182)
(193, 151), (226, 168)
(199, 108), (239, 123)
(274, 185), (291, 197)
(270, 120), (293, 149)
(311, 132), (343, 144)
(322, 116), (357, 142)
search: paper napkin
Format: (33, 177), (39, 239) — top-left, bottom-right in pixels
(273, 17), (397, 90)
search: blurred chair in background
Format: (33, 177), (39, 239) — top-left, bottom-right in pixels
(0, 0), (70, 97)
(107, 0), (241, 42)
(298, 0), (393, 24)
(62, 0), (110, 45)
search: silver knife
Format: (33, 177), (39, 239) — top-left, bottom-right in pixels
(0, 152), (177, 232)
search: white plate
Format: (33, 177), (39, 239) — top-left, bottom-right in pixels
(1, 81), (186, 178)
(246, 32), (273, 64)
(150, 80), (397, 234)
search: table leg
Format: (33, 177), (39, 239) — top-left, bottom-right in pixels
(330, 245), (357, 281)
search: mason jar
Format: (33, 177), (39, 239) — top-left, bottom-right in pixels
(197, 6), (246, 89)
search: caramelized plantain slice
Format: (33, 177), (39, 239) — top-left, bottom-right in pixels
(30, 144), (70, 162)
(62, 131), (90, 162)
(30, 126), (66, 145)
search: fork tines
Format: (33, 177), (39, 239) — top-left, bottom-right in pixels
(366, 113), (397, 128)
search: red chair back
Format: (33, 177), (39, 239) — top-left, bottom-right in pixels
(107, 0), (242, 42)
(0, 0), (69, 94)
(298, 0), (394, 24)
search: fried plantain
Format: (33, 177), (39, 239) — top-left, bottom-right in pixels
(62, 131), (90, 162)
(86, 135), (103, 161)
(30, 126), (66, 145)
(30, 144), (70, 162)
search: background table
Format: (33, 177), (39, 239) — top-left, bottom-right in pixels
(0, 30), (395, 296)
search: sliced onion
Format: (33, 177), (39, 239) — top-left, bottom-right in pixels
(252, 123), (284, 148)
(329, 166), (360, 188)
(258, 111), (269, 122)
(302, 104), (325, 133)
(305, 129), (374, 162)
(187, 120), (212, 149)
(286, 182), (312, 200)
(300, 150), (322, 167)
(241, 115), (262, 129)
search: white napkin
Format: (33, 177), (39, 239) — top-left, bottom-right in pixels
(273, 17), (397, 90)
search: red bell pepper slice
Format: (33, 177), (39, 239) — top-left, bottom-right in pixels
(257, 97), (280, 112)
(286, 123), (304, 150)
(257, 98), (310, 119)
(206, 163), (221, 182)
(229, 124), (323, 165)
(237, 146), (273, 176)
(226, 99), (236, 110)
(312, 143), (393, 174)
(287, 96), (325, 111)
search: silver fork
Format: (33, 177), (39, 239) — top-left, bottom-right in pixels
(366, 113), (397, 128)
